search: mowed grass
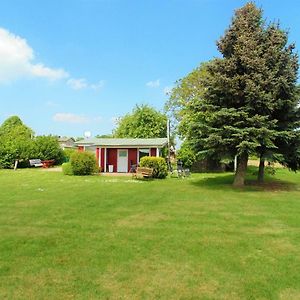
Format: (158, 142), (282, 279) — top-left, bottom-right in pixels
(0, 168), (299, 300)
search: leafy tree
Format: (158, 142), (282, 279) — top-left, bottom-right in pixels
(165, 63), (212, 163)
(0, 116), (34, 168)
(176, 142), (196, 168)
(114, 104), (167, 138)
(166, 63), (227, 170)
(0, 117), (65, 168)
(0, 116), (33, 137)
(32, 135), (64, 164)
(165, 63), (209, 138)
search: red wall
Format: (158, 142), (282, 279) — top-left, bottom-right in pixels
(107, 149), (118, 172)
(150, 148), (157, 157)
(128, 148), (137, 171)
(100, 148), (104, 171)
(95, 147), (158, 172)
(78, 146), (84, 152)
(105, 148), (138, 172)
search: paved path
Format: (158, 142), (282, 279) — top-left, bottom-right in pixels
(42, 167), (62, 172)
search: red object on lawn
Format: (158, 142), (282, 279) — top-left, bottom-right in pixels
(41, 160), (55, 168)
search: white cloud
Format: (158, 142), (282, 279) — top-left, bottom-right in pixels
(146, 79), (160, 88)
(67, 78), (105, 91)
(31, 64), (67, 80)
(0, 27), (68, 82)
(53, 113), (89, 124)
(90, 80), (105, 90)
(0, 27), (106, 91)
(53, 113), (102, 124)
(67, 78), (88, 90)
(163, 86), (173, 95)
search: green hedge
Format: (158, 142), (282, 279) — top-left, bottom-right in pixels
(140, 156), (168, 179)
(69, 151), (97, 175)
(62, 162), (73, 175)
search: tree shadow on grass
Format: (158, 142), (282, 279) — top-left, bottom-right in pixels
(190, 172), (298, 192)
(190, 173), (237, 191)
(245, 179), (298, 192)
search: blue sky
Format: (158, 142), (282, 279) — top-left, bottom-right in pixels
(1, 0), (300, 138)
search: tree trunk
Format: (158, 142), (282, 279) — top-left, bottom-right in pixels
(14, 160), (18, 171)
(233, 152), (248, 187)
(258, 157), (265, 184)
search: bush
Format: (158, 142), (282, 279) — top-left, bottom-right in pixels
(140, 156), (168, 179)
(177, 142), (196, 168)
(63, 148), (76, 162)
(62, 162), (73, 175)
(32, 135), (64, 165)
(70, 151), (97, 175)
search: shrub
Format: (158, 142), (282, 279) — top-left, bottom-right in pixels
(62, 162), (73, 175)
(140, 156), (168, 179)
(63, 148), (76, 162)
(177, 142), (196, 168)
(70, 151), (97, 175)
(32, 135), (64, 165)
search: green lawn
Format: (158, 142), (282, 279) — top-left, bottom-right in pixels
(0, 168), (299, 299)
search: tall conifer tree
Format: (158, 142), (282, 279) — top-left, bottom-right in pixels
(198, 2), (299, 186)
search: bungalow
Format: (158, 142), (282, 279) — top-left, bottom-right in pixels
(58, 136), (76, 149)
(75, 138), (168, 173)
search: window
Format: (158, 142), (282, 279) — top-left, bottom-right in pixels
(139, 148), (149, 161)
(118, 150), (127, 157)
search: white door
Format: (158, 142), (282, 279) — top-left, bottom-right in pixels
(117, 149), (128, 172)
